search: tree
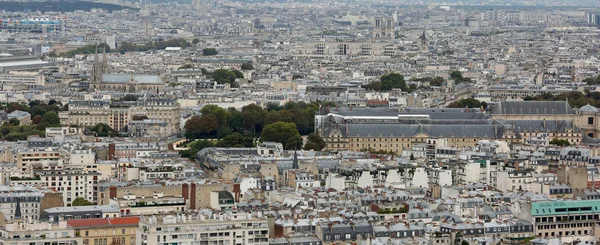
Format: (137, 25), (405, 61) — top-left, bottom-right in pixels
(32, 115), (42, 124)
(192, 38), (200, 45)
(362, 81), (381, 91)
(241, 62), (254, 70)
(200, 105), (229, 125)
(88, 123), (117, 137)
(261, 122), (302, 150)
(178, 64), (193, 70)
(216, 132), (254, 147)
(48, 99), (57, 105)
(184, 115), (219, 139)
(202, 48), (218, 56)
(6, 103), (23, 113)
(447, 98), (487, 109)
(72, 197), (92, 206)
(42, 111), (60, 126)
(450, 70), (463, 81)
(304, 133), (326, 151)
(292, 74), (304, 80)
(549, 139), (570, 146)
(242, 104), (266, 133)
(8, 118), (20, 126)
(380, 73), (406, 91)
(232, 70), (244, 79)
(211, 69), (237, 85)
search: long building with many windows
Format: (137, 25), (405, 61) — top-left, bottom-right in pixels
(315, 107), (581, 153)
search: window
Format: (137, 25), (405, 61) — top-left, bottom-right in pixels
(589, 117), (594, 125)
(345, 233), (351, 239)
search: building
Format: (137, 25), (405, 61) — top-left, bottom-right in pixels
(0, 19), (63, 32)
(0, 186), (44, 221)
(38, 169), (100, 206)
(519, 200), (600, 241)
(89, 49), (165, 93)
(7, 110), (31, 125)
(315, 107), (505, 153)
(0, 218), (81, 245)
(61, 98), (180, 133)
(137, 213), (269, 245)
(0, 71), (45, 90)
(372, 16), (394, 41)
(67, 217), (140, 245)
(16, 149), (64, 175)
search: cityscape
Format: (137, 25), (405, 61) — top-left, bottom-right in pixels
(1, 0), (600, 245)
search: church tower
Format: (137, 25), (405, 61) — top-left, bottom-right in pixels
(91, 45), (108, 89)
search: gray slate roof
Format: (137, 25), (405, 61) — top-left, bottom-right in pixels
(490, 101), (573, 115)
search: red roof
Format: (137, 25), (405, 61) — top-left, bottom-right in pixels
(67, 217), (140, 228)
(108, 217), (140, 226)
(67, 218), (109, 227)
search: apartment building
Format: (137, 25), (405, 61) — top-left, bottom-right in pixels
(67, 217), (140, 245)
(137, 213), (269, 245)
(45, 126), (85, 137)
(496, 171), (534, 193)
(523, 200), (600, 240)
(0, 186), (44, 221)
(315, 221), (373, 243)
(0, 71), (45, 90)
(39, 169), (100, 206)
(16, 149), (64, 176)
(0, 218), (81, 245)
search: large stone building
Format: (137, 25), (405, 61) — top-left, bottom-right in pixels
(90, 48), (165, 93)
(315, 106), (582, 153)
(490, 101), (600, 139)
(60, 97), (180, 133)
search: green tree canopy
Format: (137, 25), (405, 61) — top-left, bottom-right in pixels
(380, 73), (406, 91)
(42, 111), (60, 126)
(72, 197), (93, 206)
(200, 105), (229, 125)
(88, 123), (117, 137)
(447, 98), (487, 109)
(242, 104), (267, 133)
(211, 69), (238, 86)
(216, 132), (254, 147)
(202, 48), (218, 56)
(192, 38), (200, 44)
(184, 115), (219, 139)
(550, 139), (570, 146)
(232, 70), (244, 79)
(241, 62), (254, 70)
(261, 122), (302, 150)
(362, 81), (382, 91)
(304, 133), (326, 151)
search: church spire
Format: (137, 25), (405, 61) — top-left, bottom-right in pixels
(292, 149), (299, 169)
(14, 198), (22, 221)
